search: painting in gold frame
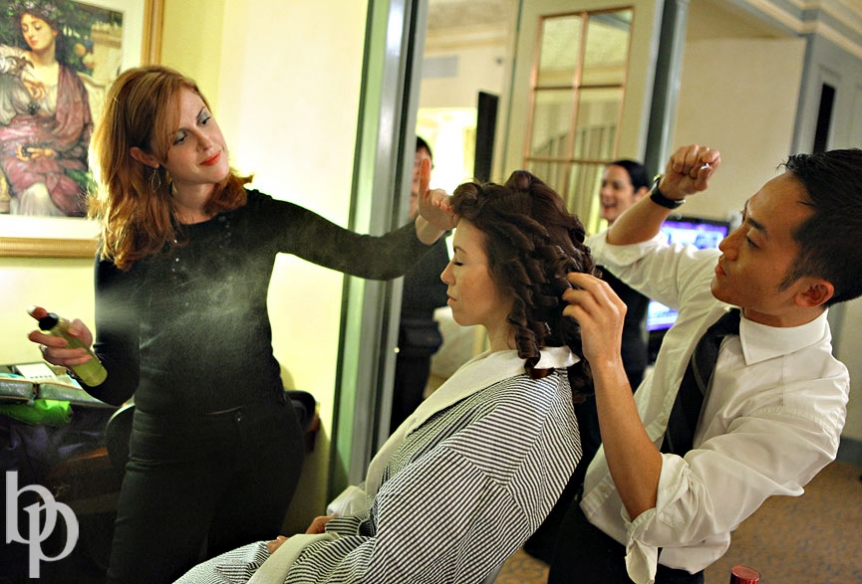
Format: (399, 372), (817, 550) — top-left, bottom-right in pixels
(0, 0), (163, 258)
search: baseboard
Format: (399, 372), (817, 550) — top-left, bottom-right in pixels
(837, 436), (862, 467)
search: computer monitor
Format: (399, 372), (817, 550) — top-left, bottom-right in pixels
(646, 216), (731, 358)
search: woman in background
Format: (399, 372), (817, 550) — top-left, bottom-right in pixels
(27, 65), (450, 583)
(176, 169), (595, 584)
(596, 159), (652, 389)
(0, 1), (93, 216)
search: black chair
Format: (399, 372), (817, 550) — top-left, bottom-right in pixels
(104, 403), (134, 472)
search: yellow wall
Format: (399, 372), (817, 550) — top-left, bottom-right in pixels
(1, 257), (95, 364)
(216, 0), (368, 530)
(670, 35), (862, 444)
(4, 0), (859, 537)
(163, 0), (369, 531)
(160, 0), (226, 111)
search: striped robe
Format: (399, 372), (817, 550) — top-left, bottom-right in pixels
(175, 348), (582, 584)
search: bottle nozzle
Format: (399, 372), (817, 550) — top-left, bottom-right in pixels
(37, 312), (60, 331)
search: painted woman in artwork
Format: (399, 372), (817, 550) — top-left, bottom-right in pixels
(0, 0), (94, 216)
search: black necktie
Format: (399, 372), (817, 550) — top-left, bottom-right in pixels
(662, 309), (741, 455)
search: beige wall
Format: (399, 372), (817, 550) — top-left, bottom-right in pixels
(486, 0), (862, 447)
(671, 37), (806, 221)
(1, 257), (95, 364)
(3, 1), (860, 536)
(215, 0), (368, 531)
(420, 44), (509, 110)
(160, 0), (227, 111)
(838, 302), (862, 441)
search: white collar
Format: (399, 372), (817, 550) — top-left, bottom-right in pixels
(739, 309), (830, 365)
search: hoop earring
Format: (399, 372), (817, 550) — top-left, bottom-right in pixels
(149, 167), (162, 192)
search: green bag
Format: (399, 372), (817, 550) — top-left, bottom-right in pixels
(0, 399), (72, 427)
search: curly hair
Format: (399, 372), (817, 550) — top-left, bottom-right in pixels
(451, 170), (599, 402)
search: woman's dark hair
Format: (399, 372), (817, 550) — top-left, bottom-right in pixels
(608, 159), (650, 191)
(451, 170), (598, 402)
(416, 136), (433, 160)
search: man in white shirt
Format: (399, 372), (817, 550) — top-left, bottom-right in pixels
(549, 145), (861, 583)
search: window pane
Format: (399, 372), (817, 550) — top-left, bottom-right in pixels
(583, 10), (633, 86)
(530, 89), (574, 158)
(566, 162), (604, 233)
(526, 159), (567, 196)
(537, 15), (582, 87)
(572, 87), (622, 159)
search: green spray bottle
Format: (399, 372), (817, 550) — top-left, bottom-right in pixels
(36, 312), (108, 386)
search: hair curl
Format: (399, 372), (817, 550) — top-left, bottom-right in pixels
(451, 170), (598, 402)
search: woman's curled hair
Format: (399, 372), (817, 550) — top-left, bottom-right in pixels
(451, 170), (598, 402)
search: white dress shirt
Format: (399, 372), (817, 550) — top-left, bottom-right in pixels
(581, 232), (849, 583)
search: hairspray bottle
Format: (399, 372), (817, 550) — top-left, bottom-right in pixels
(36, 312), (108, 386)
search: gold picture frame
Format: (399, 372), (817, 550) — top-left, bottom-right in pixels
(0, 0), (164, 258)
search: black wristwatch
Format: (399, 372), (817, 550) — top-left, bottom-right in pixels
(649, 175), (685, 209)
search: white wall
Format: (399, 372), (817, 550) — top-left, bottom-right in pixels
(837, 302), (862, 442)
(793, 35), (862, 444)
(671, 36), (862, 445)
(417, 42), (510, 191)
(420, 44), (508, 109)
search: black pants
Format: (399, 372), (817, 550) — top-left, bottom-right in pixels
(547, 505), (704, 584)
(106, 396), (305, 584)
(390, 318), (443, 431)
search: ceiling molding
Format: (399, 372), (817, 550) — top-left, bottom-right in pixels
(423, 0), (862, 62)
(425, 23), (510, 53)
(734, 0), (862, 57)
(804, 19), (862, 59)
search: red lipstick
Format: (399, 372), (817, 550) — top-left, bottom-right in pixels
(201, 152), (221, 166)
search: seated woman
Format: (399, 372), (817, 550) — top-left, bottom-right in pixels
(175, 170), (597, 584)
